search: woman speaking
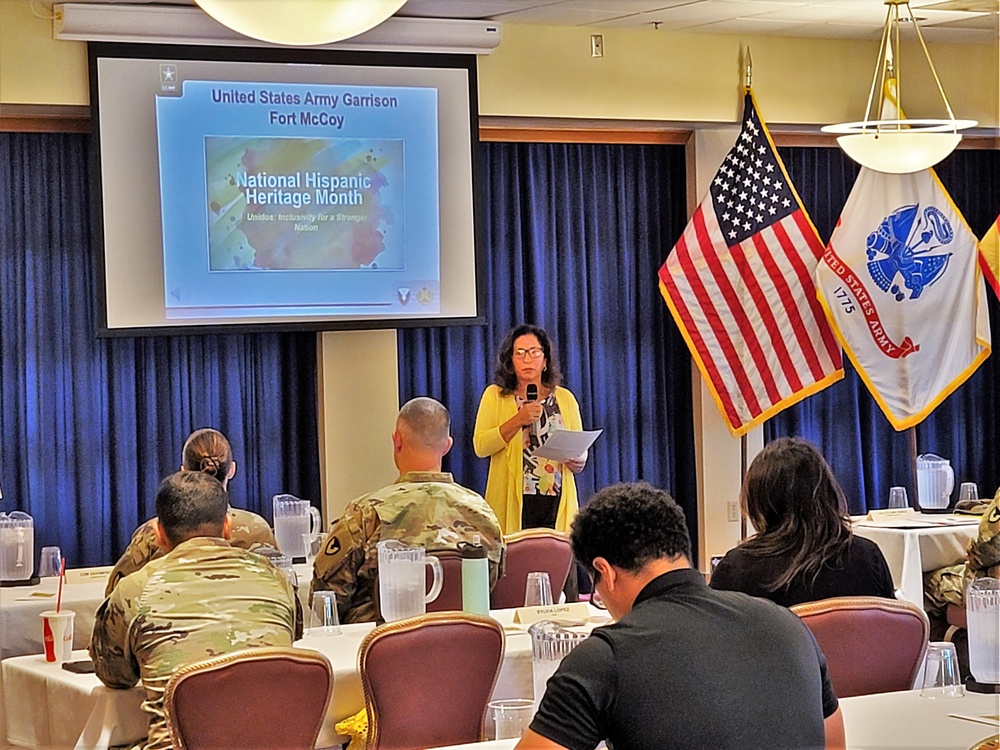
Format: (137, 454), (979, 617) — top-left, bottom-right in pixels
(473, 324), (586, 534)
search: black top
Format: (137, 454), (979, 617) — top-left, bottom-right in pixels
(709, 535), (895, 608)
(530, 569), (837, 750)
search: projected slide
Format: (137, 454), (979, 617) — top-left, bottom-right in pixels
(156, 80), (440, 319)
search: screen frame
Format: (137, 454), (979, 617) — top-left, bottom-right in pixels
(88, 41), (486, 337)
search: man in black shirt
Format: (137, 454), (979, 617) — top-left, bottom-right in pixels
(516, 482), (845, 750)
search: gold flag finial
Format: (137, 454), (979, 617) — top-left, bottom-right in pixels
(745, 47), (753, 90)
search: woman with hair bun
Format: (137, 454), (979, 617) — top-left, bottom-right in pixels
(710, 437), (894, 607)
(105, 428), (277, 596)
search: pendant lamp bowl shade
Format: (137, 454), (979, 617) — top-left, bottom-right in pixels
(835, 132), (961, 174)
(823, 0), (977, 174)
(193, 0), (409, 46)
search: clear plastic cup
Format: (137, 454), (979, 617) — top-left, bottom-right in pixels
(489, 698), (535, 740)
(310, 590), (341, 636)
(920, 641), (964, 698)
(524, 571), (553, 607)
(38, 546), (63, 578)
(887, 486), (909, 510)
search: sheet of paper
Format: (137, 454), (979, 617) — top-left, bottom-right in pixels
(531, 429), (602, 462)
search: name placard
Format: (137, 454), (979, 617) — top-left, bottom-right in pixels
(513, 601), (591, 625)
(65, 566), (114, 585)
(866, 508), (917, 522)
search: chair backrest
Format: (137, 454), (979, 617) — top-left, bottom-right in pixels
(426, 548), (465, 612)
(164, 646), (333, 750)
(490, 528), (573, 609)
(791, 596), (929, 698)
(360, 612), (505, 750)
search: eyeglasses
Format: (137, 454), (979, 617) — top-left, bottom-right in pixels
(513, 347), (544, 360)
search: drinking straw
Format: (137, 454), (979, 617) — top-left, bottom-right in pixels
(56, 558), (66, 613)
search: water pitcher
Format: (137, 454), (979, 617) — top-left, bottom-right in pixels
(272, 494), (321, 559)
(529, 621), (589, 707)
(966, 577), (1000, 691)
(915, 454), (954, 510)
(377, 540), (442, 622)
(0, 511), (34, 581)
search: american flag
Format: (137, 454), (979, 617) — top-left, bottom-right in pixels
(658, 92), (843, 436)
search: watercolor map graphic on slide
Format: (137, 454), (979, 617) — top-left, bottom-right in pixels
(205, 136), (404, 271)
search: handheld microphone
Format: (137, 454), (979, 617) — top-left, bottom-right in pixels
(526, 384), (538, 436)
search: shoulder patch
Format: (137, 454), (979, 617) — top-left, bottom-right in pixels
(325, 536), (342, 556)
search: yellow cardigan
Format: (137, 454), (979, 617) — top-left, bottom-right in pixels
(472, 384), (583, 534)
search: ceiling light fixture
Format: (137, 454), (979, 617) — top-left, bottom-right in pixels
(193, 0), (409, 47)
(822, 0), (976, 174)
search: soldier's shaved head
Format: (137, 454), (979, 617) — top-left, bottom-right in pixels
(397, 397), (451, 451)
(156, 471), (229, 546)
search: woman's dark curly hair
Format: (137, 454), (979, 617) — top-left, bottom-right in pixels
(492, 324), (562, 395)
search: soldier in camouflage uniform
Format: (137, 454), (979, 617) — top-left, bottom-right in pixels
(105, 428), (277, 596)
(312, 397), (505, 624)
(924, 485), (1000, 614)
(90, 471), (296, 750)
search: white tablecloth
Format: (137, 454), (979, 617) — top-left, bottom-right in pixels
(0, 577), (109, 660)
(852, 515), (979, 606)
(2, 607), (607, 749)
(841, 688), (1000, 749)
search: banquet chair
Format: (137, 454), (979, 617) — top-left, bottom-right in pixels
(426, 549), (465, 612)
(943, 602), (967, 642)
(490, 528), (573, 609)
(164, 646), (333, 750)
(791, 596), (929, 698)
(359, 612), (504, 750)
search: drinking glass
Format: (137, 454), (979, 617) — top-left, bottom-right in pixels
(302, 532), (323, 566)
(38, 546), (63, 578)
(958, 482), (979, 504)
(310, 590), (341, 636)
(489, 698), (535, 740)
(524, 571), (554, 607)
(887, 486), (909, 510)
(920, 642), (964, 698)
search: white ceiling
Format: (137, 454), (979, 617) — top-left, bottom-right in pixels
(62, 0), (1000, 43)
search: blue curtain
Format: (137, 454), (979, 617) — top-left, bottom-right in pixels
(769, 146), (1000, 513)
(0, 132), (322, 568)
(398, 142), (699, 558)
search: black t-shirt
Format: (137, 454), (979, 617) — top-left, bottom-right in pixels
(530, 569), (837, 750)
(709, 535), (895, 608)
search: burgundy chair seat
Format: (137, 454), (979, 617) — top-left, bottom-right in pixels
(490, 529), (573, 609)
(791, 596), (929, 698)
(164, 646), (333, 750)
(359, 612), (504, 750)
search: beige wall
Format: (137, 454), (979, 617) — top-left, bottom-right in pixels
(3, 0), (997, 564)
(3, 1), (997, 128)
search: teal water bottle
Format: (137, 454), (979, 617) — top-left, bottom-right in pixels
(460, 535), (490, 616)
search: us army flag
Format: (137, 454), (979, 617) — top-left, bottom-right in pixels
(816, 168), (991, 430)
(981, 214), (1000, 299)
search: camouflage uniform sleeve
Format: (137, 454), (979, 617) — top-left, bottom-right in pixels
(230, 508), (279, 551)
(89, 581), (141, 689)
(310, 501), (379, 622)
(967, 488), (1000, 577)
(105, 520), (162, 598)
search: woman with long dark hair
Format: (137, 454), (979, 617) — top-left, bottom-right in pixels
(710, 437), (894, 607)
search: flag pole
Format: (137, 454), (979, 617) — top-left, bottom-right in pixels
(740, 434), (748, 540)
(745, 47), (753, 91)
(908, 427), (918, 509)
